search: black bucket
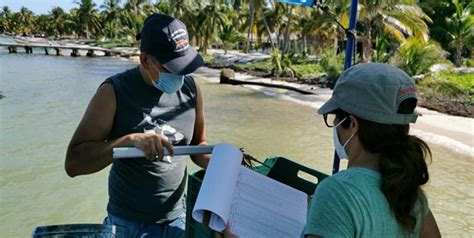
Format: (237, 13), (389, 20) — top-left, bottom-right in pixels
(32, 224), (117, 238)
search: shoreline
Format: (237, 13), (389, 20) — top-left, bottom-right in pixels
(3, 41), (472, 157)
(194, 67), (474, 158)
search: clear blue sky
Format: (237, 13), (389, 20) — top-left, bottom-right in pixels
(0, 0), (105, 14)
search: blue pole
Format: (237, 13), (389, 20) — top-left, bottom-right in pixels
(333, 0), (358, 174)
(344, 0), (358, 70)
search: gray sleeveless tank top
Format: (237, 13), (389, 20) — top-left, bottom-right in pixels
(102, 66), (196, 223)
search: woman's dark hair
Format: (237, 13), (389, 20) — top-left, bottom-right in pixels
(335, 98), (431, 233)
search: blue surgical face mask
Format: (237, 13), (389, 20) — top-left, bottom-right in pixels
(333, 117), (355, 160)
(154, 72), (185, 94)
(147, 62), (185, 94)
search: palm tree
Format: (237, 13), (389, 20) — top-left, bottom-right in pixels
(170, 0), (191, 20)
(1, 6), (12, 33)
(242, 0), (267, 53)
(35, 14), (50, 36)
(49, 7), (67, 38)
(218, 24), (243, 54)
(263, 3), (286, 50)
(260, 7), (275, 50)
(124, 0), (149, 18)
(120, 0), (152, 41)
(281, 4), (294, 59)
(75, 0), (101, 39)
(120, 11), (146, 41)
(154, 1), (171, 15)
(101, 0), (122, 40)
(199, 3), (228, 55)
(317, 0), (351, 53)
(392, 37), (447, 76)
(18, 6), (35, 35)
(298, 7), (336, 56)
(445, 0), (473, 66)
(66, 8), (80, 38)
(358, 0), (432, 62)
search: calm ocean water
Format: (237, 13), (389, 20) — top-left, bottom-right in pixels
(0, 49), (472, 237)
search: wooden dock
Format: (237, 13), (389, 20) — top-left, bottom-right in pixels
(0, 38), (139, 57)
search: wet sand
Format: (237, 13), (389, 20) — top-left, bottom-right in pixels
(196, 67), (474, 158)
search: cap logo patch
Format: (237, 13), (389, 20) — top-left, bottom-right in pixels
(398, 88), (416, 96)
(171, 29), (189, 52)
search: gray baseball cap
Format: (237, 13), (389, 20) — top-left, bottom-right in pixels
(317, 63), (418, 124)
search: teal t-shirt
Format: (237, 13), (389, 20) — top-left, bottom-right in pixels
(303, 167), (429, 238)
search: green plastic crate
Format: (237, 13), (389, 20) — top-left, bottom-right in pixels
(185, 157), (328, 238)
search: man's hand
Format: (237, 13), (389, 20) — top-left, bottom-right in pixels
(130, 133), (174, 161)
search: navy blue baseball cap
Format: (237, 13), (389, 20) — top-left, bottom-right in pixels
(137, 14), (204, 75)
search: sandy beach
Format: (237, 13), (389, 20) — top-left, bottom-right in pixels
(195, 66), (474, 158)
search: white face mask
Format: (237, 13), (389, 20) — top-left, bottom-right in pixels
(333, 117), (355, 160)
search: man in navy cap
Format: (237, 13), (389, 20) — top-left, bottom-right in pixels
(65, 14), (210, 237)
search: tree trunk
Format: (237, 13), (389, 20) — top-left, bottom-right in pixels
(455, 47), (462, 67)
(281, 5), (294, 60)
(257, 34), (261, 51)
(203, 28), (209, 55)
(277, 32), (282, 50)
(197, 36), (202, 52)
(262, 15), (275, 50)
(363, 26), (372, 62)
(85, 24), (90, 39)
(303, 34), (308, 57)
(246, 3), (255, 53)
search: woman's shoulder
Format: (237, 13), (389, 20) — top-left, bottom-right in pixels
(323, 167), (378, 182)
(314, 172), (351, 197)
(315, 168), (381, 198)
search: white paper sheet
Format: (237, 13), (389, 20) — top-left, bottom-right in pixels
(191, 144), (243, 232)
(228, 167), (307, 238)
(191, 144), (307, 237)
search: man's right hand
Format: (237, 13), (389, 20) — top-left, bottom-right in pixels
(130, 133), (174, 161)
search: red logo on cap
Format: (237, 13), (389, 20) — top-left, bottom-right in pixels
(171, 29), (189, 52)
(398, 88), (416, 96)
(175, 39), (188, 48)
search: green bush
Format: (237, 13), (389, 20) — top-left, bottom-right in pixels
(439, 72), (474, 94)
(417, 72), (473, 105)
(292, 63), (323, 77)
(391, 38), (448, 76)
(201, 54), (215, 63)
(237, 60), (273, 72)
(319, 48), (344, 83)
(466, 59), (474, 67)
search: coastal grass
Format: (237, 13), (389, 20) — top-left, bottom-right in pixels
(204, 53), (472, 106)
(418, 72), (474, 105)
(237, 60), (273, 72)
(202, 54), (216, 63)
(292, 63), (324, 77)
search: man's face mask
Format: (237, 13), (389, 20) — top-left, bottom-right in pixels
(147, 60), (185, 94)
(333, 117), (355, 160)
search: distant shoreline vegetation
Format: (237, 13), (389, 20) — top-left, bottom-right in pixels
(0, 1), (472, 64)
(1, 0), (472, 116)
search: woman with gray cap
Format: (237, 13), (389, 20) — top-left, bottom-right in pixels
(65, 14), (209, 237)
(303, 63), (441, 237)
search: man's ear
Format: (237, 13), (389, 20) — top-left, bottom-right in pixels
(139, 53), (149, 69)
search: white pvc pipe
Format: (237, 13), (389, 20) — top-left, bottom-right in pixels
(113, 145), (215, 159)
